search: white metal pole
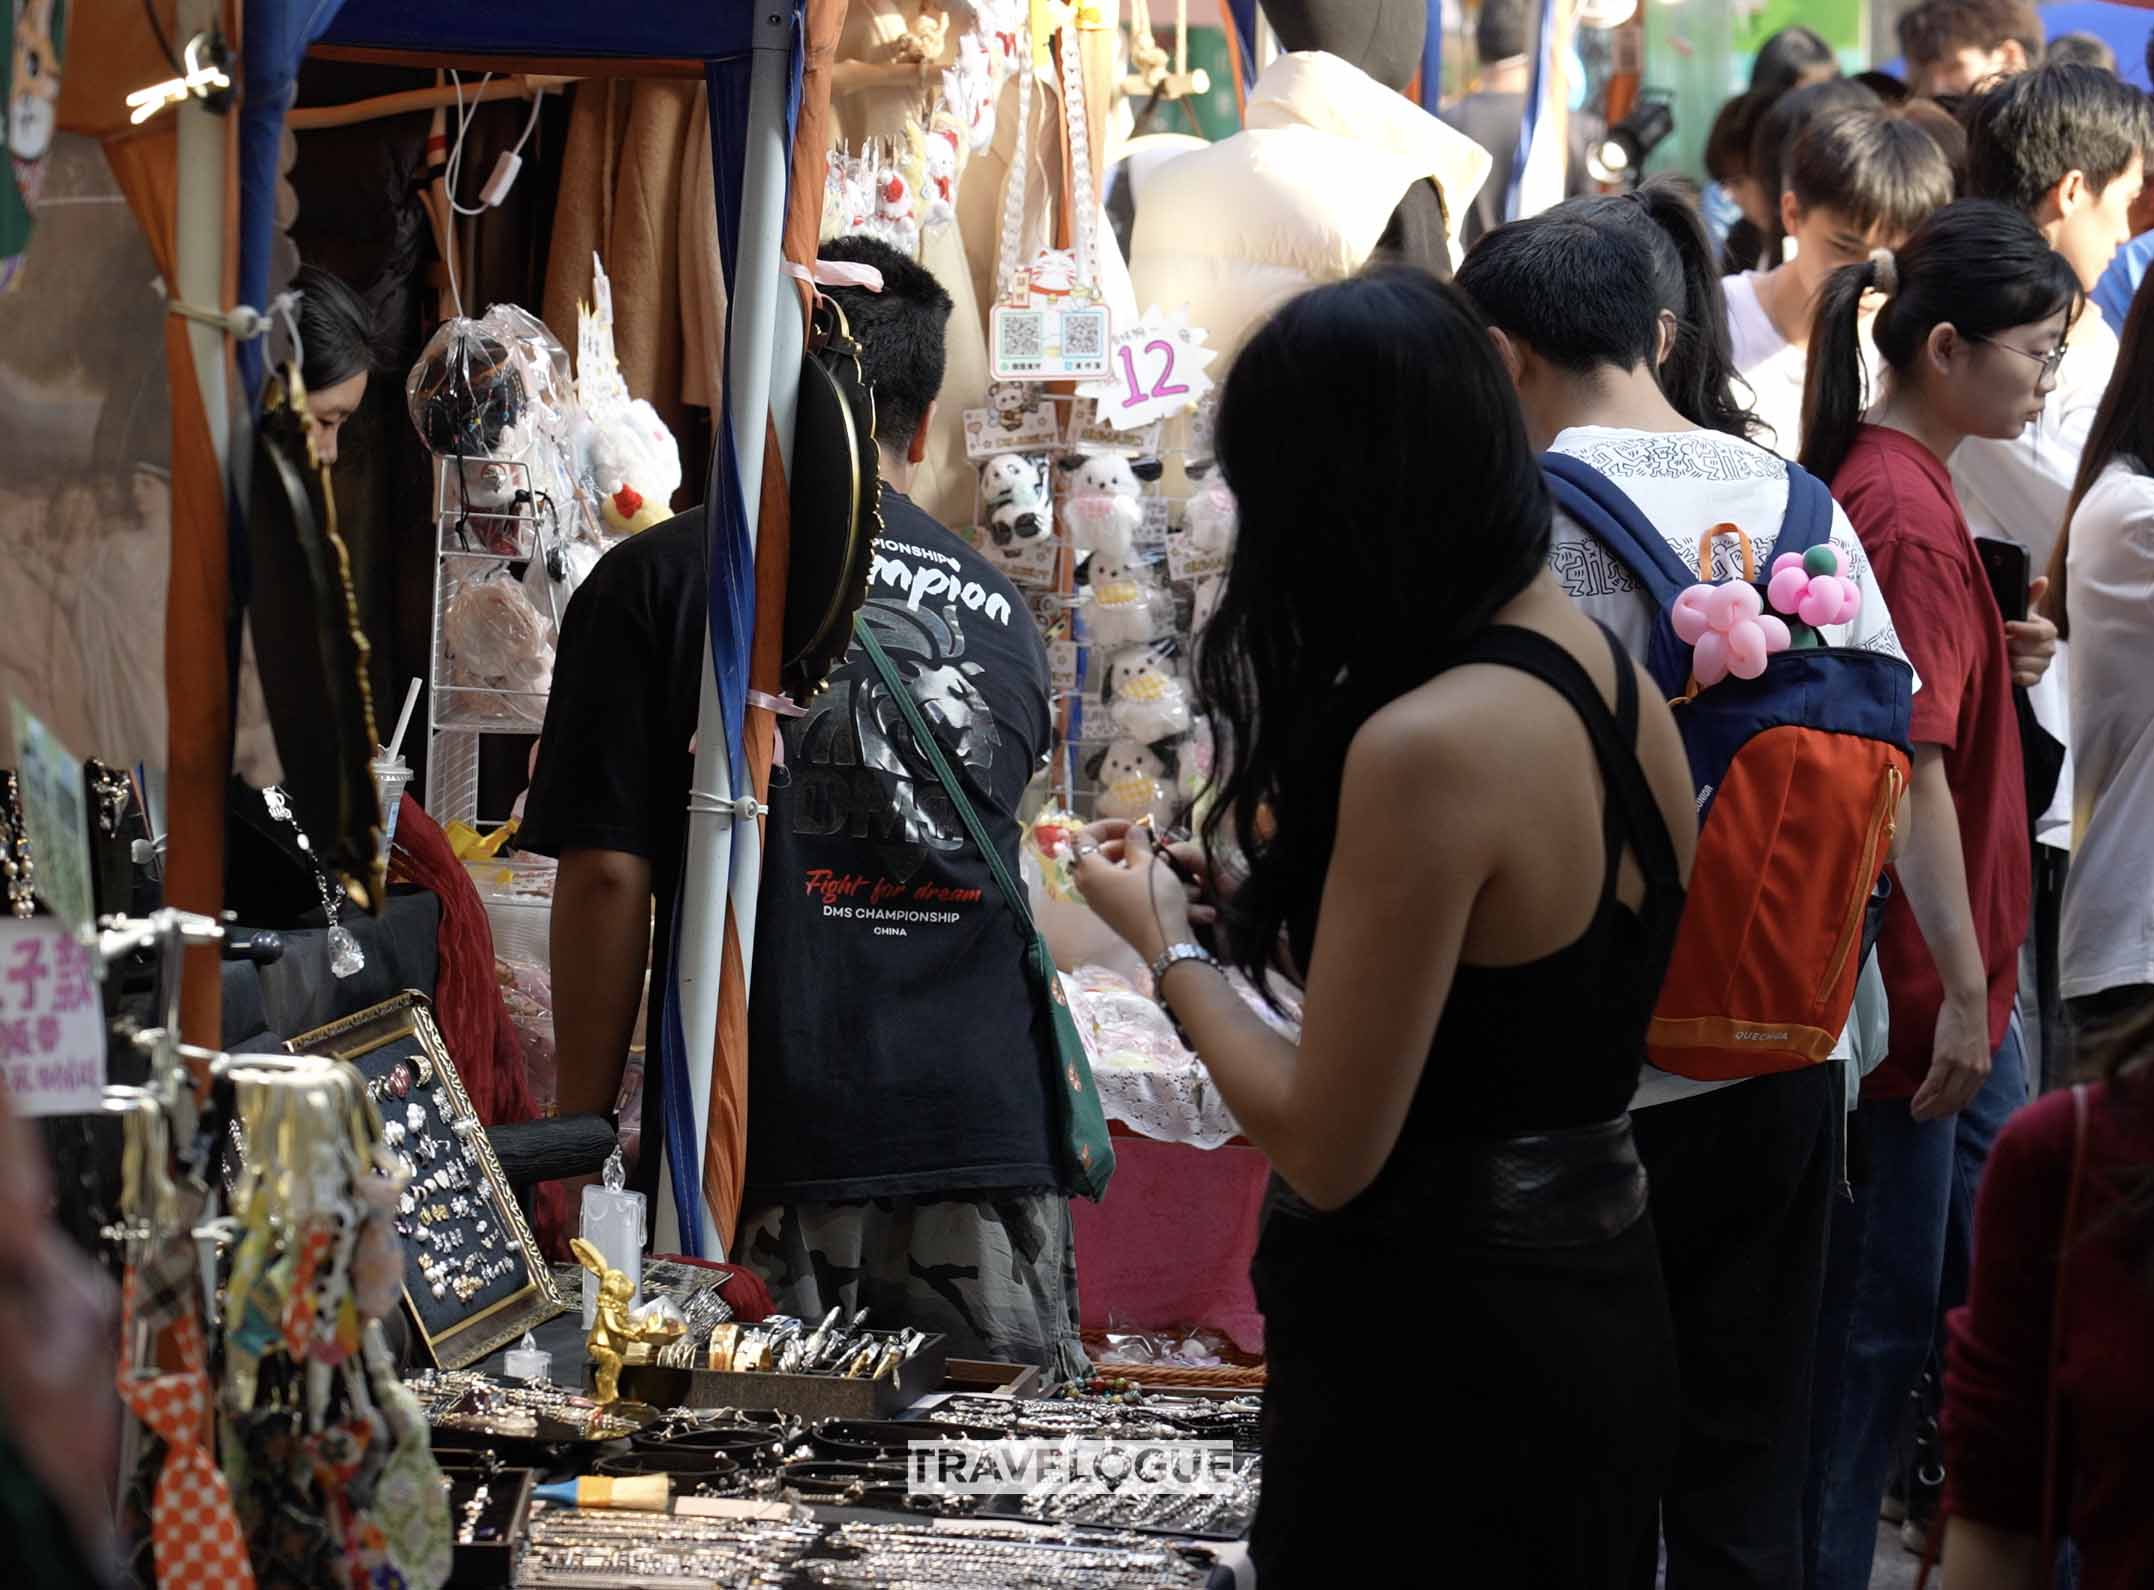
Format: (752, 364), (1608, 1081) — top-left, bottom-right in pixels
(175, 0), (229, 474)
(657, 2), (800, 1261)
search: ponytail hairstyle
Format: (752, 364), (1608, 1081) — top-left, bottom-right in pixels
(2046, 277), (2154, 639)
(1799, 198), (2081, 485)
(1624, 179), (1767, 442)
(1459, 177), (1764, 441)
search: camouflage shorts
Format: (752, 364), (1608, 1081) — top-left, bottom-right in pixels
(737, 1192), (1089, 1384)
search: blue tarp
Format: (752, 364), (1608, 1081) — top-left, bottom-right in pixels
(315, 2), (762, 60)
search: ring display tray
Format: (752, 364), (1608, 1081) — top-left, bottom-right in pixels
(287, 991), (566, 1369)
(614, 1332), (949, 1420)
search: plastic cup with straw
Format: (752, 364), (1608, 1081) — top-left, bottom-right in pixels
(372, 679), (422, 868)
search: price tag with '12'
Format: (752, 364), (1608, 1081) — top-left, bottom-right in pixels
(1077, 307), (1218, 433)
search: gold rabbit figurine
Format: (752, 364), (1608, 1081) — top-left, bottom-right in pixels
(571, 1237), (680, 1404)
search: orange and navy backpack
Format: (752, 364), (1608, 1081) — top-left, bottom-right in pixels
(1544, 454), (1913, 1082)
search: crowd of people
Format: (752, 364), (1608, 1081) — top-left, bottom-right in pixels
(1066, 8), (2152, 1588)
(515, 4), (2154, 1587)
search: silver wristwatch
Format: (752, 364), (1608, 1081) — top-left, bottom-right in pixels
(1150, 941), (1220, 989)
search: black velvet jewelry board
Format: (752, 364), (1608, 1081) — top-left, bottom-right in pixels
(286, 991), (564, 1369)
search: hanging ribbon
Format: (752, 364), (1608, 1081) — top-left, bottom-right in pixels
(115, 1274), (258, 1590)
(1506, 0), (1558, 222)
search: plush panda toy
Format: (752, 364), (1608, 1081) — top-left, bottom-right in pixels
(1058, 452), (1163, 556)
(1091, 738), (1175, 828)
(1104, 644), (1192, 741)
(981, 453), (1053, 547)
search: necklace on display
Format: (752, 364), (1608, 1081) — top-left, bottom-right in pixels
(262, 785), (366, 978)
(1, 771), (33, 917)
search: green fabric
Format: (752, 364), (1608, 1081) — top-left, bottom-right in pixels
(853, 616), (1117, 1201)
(0, 1423), (99, 1589)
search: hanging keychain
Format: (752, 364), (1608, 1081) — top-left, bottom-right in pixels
(989, 11), (1112, 382)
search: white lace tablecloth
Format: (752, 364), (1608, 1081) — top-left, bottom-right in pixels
(1059, 965), (1299, 1151)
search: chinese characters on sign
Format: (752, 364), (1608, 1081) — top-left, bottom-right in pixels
(0, 918), (105, 1117)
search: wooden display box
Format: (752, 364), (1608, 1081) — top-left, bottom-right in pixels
(940, 1358), (1042, 1398)
(446, 1466), (535, 1587)
(611, 1333), (949, 1419)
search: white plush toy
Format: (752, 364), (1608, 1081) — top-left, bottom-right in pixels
(920, 122), (961, 230)
(1058, 452), (1161, 556)
(1183, 472), (1238, 555)
(1093, 738), (1175, 827)
(981, 453), (1052, 548)
(1105, 645), (1192, 742)
(1083, 544), (1167, 648)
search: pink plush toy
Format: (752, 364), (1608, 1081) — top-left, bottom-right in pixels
(1671, 579), (1792, 686)
(1766, 546), (1864, 633)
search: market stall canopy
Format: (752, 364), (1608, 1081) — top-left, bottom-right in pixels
(51, 0), (845, 1264)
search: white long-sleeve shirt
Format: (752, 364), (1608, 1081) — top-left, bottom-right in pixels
(2059, 465), (2154, 998)
(1948, 314), (2120, 851)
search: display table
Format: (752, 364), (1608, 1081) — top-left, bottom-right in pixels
(1069, 1123), (1270, 1356)
(1058, 966), (1283, 1358)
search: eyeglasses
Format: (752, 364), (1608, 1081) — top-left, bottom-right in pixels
(1970, 335), (2068, 380)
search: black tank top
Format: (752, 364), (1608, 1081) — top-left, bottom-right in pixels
(1289, 623), (1687, 1187)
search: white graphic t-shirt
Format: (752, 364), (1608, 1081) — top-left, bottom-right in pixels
(1546, 424), (1916, 1109)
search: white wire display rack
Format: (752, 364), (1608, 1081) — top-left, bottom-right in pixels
(422, 455), (562, 826)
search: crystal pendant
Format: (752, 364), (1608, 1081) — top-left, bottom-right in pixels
(328, 923), (366, 979)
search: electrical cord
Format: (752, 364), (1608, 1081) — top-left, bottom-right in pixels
(139, 0), (182, 74)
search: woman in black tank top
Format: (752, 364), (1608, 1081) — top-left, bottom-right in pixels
(1072, 270), (1697, 1585)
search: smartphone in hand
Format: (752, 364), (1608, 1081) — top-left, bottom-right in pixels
(1975, 537), (2030, 624)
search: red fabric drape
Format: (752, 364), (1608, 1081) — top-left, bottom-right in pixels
(389, 796), (571, 1253)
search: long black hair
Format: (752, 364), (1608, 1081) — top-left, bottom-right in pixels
(1799, 198), (2081, 484)
(291, 265), (382, 392)
(1197, 269), (1550, 989)
(1458, 178), (1763, 441)
(2046, 276), (2154, 639)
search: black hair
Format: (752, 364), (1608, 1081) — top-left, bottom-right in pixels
(2047, 271), (2154, 639)
(1784, 103), (1957, 242)
(1705, 91), (1764, 183)
(1457, 177), (1763, 441)
(1750, 26), (1838, 98)
(1964, 64), (2154, 217)
(292, 265), (380, 392)
(2045, 32), (2118, 74)
(1799, 198), (2081, 483)
(817, 234), (954, 446)
(2147, 22), (2153, 87)
(1902, 97), (1970, 191)
(1853, 69), (1914, 106)
(1197, 269), (1549, 999)
(1750, 78), (1884, 259)
(1897, 0), (2045, 69)
(1476, 0), (1527, 65)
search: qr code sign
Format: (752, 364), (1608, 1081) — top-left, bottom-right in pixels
(993, 304), (1113, 381)
(1002, 312), (1045, 358)
(1062, 311), (1105, 356)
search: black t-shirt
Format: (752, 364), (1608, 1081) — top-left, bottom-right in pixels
(519, 490), (1063, 1206)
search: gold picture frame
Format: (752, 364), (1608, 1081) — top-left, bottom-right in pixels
(288, 990), (565, 1369)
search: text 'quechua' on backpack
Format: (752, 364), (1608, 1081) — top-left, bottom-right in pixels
(1543, 454), (1913, 1081)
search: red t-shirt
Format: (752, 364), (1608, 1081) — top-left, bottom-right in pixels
(1944, 1083), (2154, 1590)
(1831, 425), (2027, 1099)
